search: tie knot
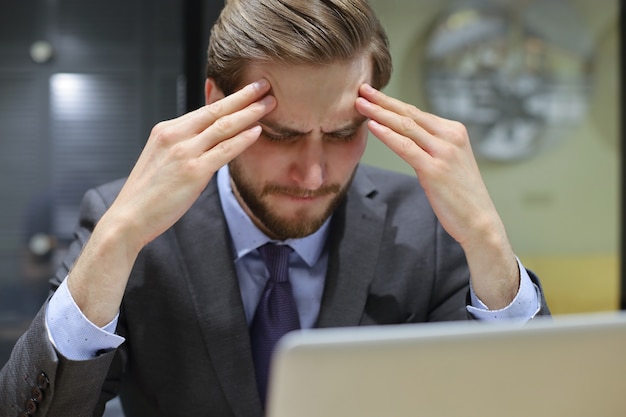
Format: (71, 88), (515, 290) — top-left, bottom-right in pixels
(258, 243), (292, 283)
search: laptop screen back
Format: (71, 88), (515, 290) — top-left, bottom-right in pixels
(266, 313), (626, 417)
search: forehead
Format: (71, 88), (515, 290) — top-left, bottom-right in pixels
(241, 55), (372, 130)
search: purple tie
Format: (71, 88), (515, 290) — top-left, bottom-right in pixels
(249, 243), (300, 406)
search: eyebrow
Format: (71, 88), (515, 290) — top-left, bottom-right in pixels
(258, 116), (368, 136)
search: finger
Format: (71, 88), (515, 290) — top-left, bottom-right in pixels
(355, 94), (436, 152)
(358, 83), (446, 135)
(169, 79), (272, 135)
(198, 125), (263, 173)
(192, 94), (276, 154)
(366, 119), (430, 167)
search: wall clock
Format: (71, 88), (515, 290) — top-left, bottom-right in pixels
(423, 0), (594, 162)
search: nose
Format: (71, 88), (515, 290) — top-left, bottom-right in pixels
(290, 138), (325, 190)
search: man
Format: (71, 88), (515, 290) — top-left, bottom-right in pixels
(1, 0), (549, 415)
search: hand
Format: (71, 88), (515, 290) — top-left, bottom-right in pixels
(108, 79), (276, 250)
(68, 79), (276, 326)
(355, 83), (518, 309)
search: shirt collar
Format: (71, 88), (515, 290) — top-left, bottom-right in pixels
(217, 165), (330, 267)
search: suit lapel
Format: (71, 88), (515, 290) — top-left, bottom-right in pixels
(316, 166), (387, 328)
(169, 167), (386, 414)
(172, 179), (263, 417)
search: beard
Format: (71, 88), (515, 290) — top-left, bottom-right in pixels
(229, 162), (354, 240)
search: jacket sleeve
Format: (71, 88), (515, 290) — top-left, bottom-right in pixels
(0, 183), (126, 417)
(0, 303), (117, 417)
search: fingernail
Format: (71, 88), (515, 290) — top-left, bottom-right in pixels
(259, 95), (275, 106)
(362, 83), (375, 93)
(252, 79), (269, 90)
(356, 97), (371, 107)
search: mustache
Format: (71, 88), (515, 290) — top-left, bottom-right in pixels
(261, 184), (341, 198)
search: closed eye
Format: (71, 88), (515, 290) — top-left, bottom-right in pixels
(262, 130), (298, 143)
(326, 130), (358, 142)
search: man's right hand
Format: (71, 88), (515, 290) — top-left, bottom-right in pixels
(67, 79), (276, 327)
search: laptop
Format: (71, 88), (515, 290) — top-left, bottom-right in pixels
(266, 312), (626, 417)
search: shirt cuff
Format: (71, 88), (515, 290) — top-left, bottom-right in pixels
(45, 277), (125, 360)
(466, 257), (541, 322)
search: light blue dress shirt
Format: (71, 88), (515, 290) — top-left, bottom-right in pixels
(46, 165), (540, 360)
(216, 165), (331, 329)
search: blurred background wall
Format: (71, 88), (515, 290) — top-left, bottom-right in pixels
(366, 0), (620, 315)
(0, 0), (225, 384)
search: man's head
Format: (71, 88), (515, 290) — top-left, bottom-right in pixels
(205, 0), (392, 240)
(206, 0), (392, 95)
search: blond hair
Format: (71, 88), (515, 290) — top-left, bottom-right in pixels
(206, 0), (392, 94)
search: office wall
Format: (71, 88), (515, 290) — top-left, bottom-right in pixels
(367, 0), (620, 314)
(0, 0), (184, 372)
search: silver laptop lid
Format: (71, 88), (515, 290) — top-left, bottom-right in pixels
(267, 312), (626, 417)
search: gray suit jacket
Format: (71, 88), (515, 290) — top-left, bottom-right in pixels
(1, 164), (549, 416)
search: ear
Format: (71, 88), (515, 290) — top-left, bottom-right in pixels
(205, 78), (225, 105)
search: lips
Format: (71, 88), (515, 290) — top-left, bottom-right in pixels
(261, 184), (340, 199)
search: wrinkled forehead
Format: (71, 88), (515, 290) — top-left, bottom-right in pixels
(240, 54), (372, 131)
